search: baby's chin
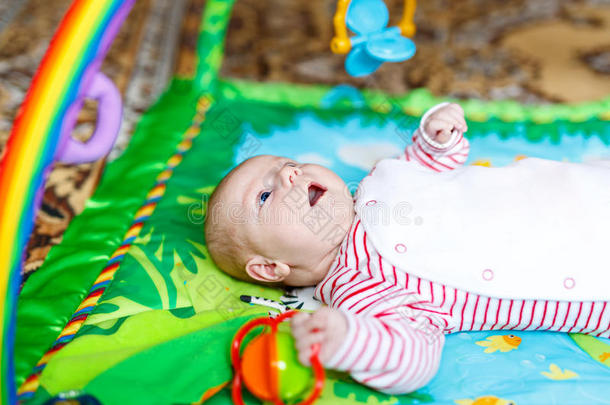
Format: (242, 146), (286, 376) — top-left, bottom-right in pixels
(331, 198), (356, 236)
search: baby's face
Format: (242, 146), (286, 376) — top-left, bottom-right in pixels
(213, 155), (354, 284)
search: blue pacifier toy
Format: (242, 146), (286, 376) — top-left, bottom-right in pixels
(331, 0), (417, 77)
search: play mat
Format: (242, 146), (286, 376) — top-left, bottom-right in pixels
(3, 0), (610, 404)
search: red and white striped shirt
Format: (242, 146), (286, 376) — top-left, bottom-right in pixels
(313, 112), (610, 394)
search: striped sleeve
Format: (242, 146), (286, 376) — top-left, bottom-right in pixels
(402, 102), (470, 172)
(319, 265), (447, 395)
(324, 308), (445, 394)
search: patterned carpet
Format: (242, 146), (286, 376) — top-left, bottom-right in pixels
(0, 0), (191, 286)
(221, 0), (610, 103)
(1, 0), (610, 287)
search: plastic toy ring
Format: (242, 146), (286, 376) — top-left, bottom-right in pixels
(231, 310), (325, 405)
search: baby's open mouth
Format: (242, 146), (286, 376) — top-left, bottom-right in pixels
(308, 183), (327, 207)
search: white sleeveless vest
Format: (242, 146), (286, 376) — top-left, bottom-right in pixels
(355, 157), (610, 301)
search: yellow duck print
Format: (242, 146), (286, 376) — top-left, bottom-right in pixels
(541, 363), (579, 380)
(454, 395), (515, 405)
(599, 352), (610, 362)
(471, 159), (492, 167)
(475, 334), (522, 353)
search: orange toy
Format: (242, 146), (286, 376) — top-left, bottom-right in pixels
(231, 311), (325, 405)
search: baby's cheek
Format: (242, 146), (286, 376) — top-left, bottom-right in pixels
(275, 223), (309, 249)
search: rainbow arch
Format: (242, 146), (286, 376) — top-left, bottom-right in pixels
(0, 1), (135, 403)
(4, 0), (610, 404)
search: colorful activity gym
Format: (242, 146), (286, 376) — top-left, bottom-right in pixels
(1, 0), (610, 404)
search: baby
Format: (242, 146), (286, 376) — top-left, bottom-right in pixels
(205, 103), (610, 394)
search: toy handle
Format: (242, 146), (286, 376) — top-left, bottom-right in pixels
(231, 311), (325, 405)
(231, 316), (274, 405)
(331, 0), (352, 54)
(277, 311), (325, 405)
(55, 72), (123, 164)
(398, 0), (417, 37)
(302, 342), (325, 405)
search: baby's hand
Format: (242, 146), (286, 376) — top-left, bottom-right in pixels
(291, 307), (348, 366)
(424, 103), (468, 144)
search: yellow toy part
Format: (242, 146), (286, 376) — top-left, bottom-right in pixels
(331, 0), (352, 54)
(331, 0), (417, 55)
(398, 0), (417, 37)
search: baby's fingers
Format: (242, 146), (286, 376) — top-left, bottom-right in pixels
(307, 308), (333, 329)
(295, 331), (324, 366)
(438, 109), (464, 129)
(447, 103), (464, 115)
(445, 104), (467, 131)
(291, 312), (310, 326)
(290, 312), (311, 336)
(426, 119), (454, 142)
(426, 118), (454, 134)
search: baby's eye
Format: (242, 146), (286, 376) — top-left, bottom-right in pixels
(259, 191), (271, 206)
(286, 162), (296, 167)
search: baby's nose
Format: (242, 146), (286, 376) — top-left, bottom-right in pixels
(280, 165), (302, 187)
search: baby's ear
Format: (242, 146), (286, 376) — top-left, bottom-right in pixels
(245, 256), (290, 283)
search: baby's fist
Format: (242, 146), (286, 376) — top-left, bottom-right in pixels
(291, 307), (348, 366)
(424, 103), (468, 144)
